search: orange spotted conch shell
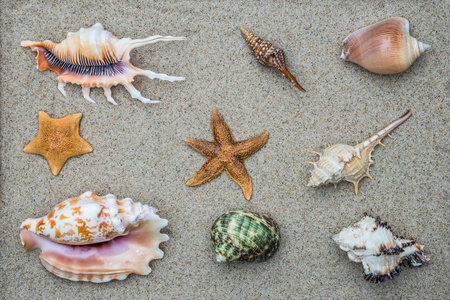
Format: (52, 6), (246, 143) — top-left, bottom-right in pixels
(20, 191), (169, 282)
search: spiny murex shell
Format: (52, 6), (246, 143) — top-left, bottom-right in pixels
(20, 191), (169, 283)
(332, 213), (430, 283)
(308, 110), (412, 194)
(341, 17), (431, 74)
(21, 23), (185, 104)
(240, 27), (306, 92)
(211, 211), (280, 262)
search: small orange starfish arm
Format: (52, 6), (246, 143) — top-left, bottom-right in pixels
(234, 132), (269, 160)
(225, 157), (252, 200)
(184, 139), (219, 158)
(212, 108), (234, 144)
(186, 157), (225, 186)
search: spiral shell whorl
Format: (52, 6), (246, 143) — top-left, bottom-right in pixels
(241, 27), (272, 66)
(211, 211), (280, 262)
(406, 35), (431, 66)
(308, 144), (354, 187)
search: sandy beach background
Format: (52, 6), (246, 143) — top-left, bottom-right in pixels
(1, 1), (448, 299)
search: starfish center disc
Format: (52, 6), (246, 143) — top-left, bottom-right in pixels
(219, 145), (234, 163)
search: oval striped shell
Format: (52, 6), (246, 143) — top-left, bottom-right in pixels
(341, 17), (431, 74)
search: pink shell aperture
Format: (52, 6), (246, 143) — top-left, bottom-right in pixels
(21, 23), (185, 104)
(20, 191), (169, 283)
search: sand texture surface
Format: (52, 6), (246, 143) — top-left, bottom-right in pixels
(1, 1), (448, 299)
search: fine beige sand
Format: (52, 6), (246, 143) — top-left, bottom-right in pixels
(1, 1), (448, 299)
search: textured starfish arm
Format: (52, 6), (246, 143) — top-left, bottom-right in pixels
(46, 154), (70, 176)
(23, 141), (45, 155)
(186, 157), (225, 186)
(225, 157), (252, 200)
(212, 108), (234, 145)
(234, 131), (269, 160)
(184, 139), (219, 158)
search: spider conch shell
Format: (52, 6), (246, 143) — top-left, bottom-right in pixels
(20, 191), (169, 283)
(308, 110), (411, 194)
(21, 23), (185, 104)
(341, 17), (431, 74)
(333, 213), (430, 282)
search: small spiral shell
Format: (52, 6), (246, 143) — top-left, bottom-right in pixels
(211, 211), (280, 262)
(241, 27), (305, 92)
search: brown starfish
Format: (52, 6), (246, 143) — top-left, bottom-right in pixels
(185, 108), (269, 200)
(24, 111), (93, 175)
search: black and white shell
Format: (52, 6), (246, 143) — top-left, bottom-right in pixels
(332, 213), (430, 283)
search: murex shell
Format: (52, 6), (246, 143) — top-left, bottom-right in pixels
(211, 211), (280, 262)
(21, 23), (185, 104)
(333, 213), (430, 282)
(240, 27), (306, 92)
(20, 191), (169, 283)
(341, 17), (430, 74)
(308, 110), (412, 194)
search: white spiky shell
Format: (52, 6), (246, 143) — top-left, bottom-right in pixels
(20, 191), (169, 282)
(341, 17), (431, 74)
(308, 110), (412, 194)
(332, 214), (430, 282)
(21, 23), (185, 104)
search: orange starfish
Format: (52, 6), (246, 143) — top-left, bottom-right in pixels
(185, 108), (269, 200)
(24, 111), (93, 175)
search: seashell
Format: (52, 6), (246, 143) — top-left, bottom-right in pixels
(20, 191), (169, 283)
(308, 110), (412, 194)
(341, 17), (431, 74)
(332, 213), (430, 283)
(210, 211), (280, 262)
(21, 23), (185, 104)
(241, 27), (305, 92)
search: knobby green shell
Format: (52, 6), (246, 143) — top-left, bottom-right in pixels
(210, 211), (280, 262)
